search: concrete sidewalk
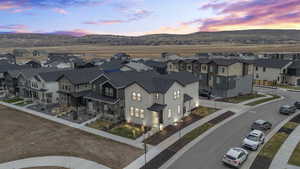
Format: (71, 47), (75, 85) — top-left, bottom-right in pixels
(199, 99), (250, 111)
(0, 156), (110, 169)
(270, 126), (300, 169)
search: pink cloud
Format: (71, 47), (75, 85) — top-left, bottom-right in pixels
(194, 0), (300, 31)
(53, 8), (68, 15)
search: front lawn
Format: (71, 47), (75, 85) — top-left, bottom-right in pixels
(15, 101), (33, 107)
(220, 94), (265, 104)
(259, 132), (289, 159)
(87, 119), (113, 130)
(182, 123), (214, 142)
(283, 122), (300, 130)
(108, 123), (144, 140)
(246, 94), (280, 106)
(276, 85), (300, 90)
(3, 97), (23, 103)
(192, 106), (219, 117)
(289, 141), (300, 166)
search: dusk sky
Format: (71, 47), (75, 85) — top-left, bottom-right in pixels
(0, 0), (300, 36)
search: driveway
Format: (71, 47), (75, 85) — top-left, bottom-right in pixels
(167, 89), (300, 169)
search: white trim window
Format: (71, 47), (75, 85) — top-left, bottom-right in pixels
(130, 107), (134, 116)
(174, 90), (181, 99)
(140, 109), (144, 119)
(135, 108), (140, 117)
(132, 92), (137, 100)
(137, 93), (141, 101)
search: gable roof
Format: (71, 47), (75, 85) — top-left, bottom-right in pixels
(288, 61), (300, 69)
(253, 59), (291, 68)
(57, 67), (103, 85)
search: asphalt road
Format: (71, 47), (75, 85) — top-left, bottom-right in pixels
(167, 88), (300, 169)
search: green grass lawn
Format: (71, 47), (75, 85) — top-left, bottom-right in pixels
(87, 120), (113, 130)
(108, 123), (144, 140)
(192, 106), (219, 118)
(289, 141), (300, 166)
(15, 101), (33, 106)
(246, 94), (280, 106)
(3, 97), (24, 103)
(283, 122), (300, 130)
(276, 85), (300, 90)
(182, 123), (214, 142)
(259, 132), (289, 159)
(221, 94), (265, 104)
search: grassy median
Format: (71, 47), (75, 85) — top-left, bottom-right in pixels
(246, 94), (280, 106)
(289, 141), (300, 166)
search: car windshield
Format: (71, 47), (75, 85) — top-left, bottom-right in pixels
(226, 155), (236, 160)
(247, 135), (259, 141)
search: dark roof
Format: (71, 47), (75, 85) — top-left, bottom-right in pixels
(143, 60), (167, 69)
(197, 58), (211, 64)
(57, 67), (103, 85)
(212, 59), (240, 66)
(0, 63), (30, 73)
(104, 71), (198, 93)
(253, 59), (291, 68)
(288, 61), (300, 69)
(147, 103), (167, 112)
(100, 60), (127, 71)
(38, 69), (72, 82)
(184, 94), (193, 102)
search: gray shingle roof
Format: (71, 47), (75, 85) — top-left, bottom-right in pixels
(58, 67), (103, 85)
(0, 63), (29, 73)
(253, 59), (291, 68)
(288, 61), (300, 69)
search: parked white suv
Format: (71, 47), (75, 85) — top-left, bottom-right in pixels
(242, 130), (265, 151)
(222, 147), (248, 168)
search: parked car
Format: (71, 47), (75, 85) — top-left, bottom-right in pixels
(222, 147), (248, 168)
(251, 119), (272, 131)
(242, 130), (265, 151)
(199, 89), (210, 97)
(294, 101), (300, 109)
(279, 105), (296, 115)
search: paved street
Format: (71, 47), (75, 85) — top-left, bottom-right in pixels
(167, 88), (300, 169)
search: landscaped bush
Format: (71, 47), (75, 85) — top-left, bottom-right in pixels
(108, 123), (144, 139)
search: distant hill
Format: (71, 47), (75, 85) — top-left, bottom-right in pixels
(0, 29), (300, 48)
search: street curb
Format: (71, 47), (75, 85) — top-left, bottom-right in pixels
(242, 112), (300, 169)
(159, 95), (284, 169)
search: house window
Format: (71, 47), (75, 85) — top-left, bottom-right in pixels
(178, 105), (181, 114)
(155, 93), (159, 100)
(168, 109), (172, 118)
(130, 107), (134, 116)
(201, 65), (207, 71)
(256, 74), (259, 78)
(263, 67), (266, 72)
(256, 67), (258, 71)
(187, 65), (192, 70)
(137, 93), (141, 101)
(174, 90), (180, 99)
(174, 91), (177, 99)
(221, 67), (225, 73)
(135, 108), (139, 117)
(177, 90), (180, 98)
(140, 109), (144, 119)
(132, 92), (137, 100)
(105, 87), (114, 97)
(104, 104), (108, 111)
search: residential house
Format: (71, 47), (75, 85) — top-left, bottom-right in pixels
(286, 61), (300, 86)
(142, 60), (167, 74)
(253, 59), (292, 86)
(56, 68), (103, 111)
(124, 72), (199, 129)
(259, 52), (300, 60)
(111, 53), (130, 61)
(25, 60), (42, 68)
(167, 58), (254, 98)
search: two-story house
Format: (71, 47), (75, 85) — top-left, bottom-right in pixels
(124, 72), (199, 130)
(56, 68), (103, 111)
(253, 59), (292, 86)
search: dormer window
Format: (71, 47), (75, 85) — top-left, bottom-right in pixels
(104, 87), (114, 97)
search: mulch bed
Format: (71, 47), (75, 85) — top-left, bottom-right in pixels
(143, 114), (201, 145)
(140, 111), (235, 169)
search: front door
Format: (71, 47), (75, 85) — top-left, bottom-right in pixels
(152, 111), (159, 128)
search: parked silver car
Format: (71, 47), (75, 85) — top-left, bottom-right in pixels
(279, 105), (296, 115)
(222, 147), (248, 168)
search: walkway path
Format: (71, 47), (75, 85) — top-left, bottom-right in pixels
(0, 156), (110, 169)
(270, 126), (300, 169)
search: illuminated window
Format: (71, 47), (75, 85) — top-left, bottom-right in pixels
(130, 107), (134, 116)
(132, 92), (136, 100)
(137, 93), (141, 101)
(178, 105), (181, 114)
(135, 108), (139, 117)
(140, 109), (144, 119)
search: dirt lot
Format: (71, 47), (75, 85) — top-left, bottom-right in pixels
(0, 105), (142, 169)
(1, 43), (300, 63)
